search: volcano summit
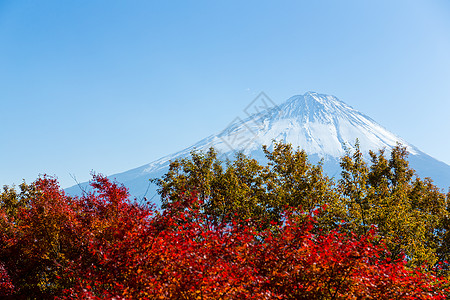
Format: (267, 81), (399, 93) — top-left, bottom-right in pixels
(66, 92), (450, 203)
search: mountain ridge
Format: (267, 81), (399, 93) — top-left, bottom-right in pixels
(66, 92), (450, 203)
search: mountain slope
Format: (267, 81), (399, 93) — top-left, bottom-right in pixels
(66, 92), (450, 204)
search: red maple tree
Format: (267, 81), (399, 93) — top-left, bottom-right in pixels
(0, 175), (448, 299)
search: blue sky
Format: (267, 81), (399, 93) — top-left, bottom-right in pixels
(1, 0), (450, 188)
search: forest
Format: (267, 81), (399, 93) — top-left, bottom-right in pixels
(1, 142), (449, 299)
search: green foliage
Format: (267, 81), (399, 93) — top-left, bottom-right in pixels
(154, 141), (450, 270)
(153, 142), (336, 227)
(338, 142), (448, 267)
(262, 143), (336, 214)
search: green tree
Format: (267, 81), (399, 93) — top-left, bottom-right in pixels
(154, 141), (449, 269)
(153, 142), (336, 227)
(338, 142), (448, 267)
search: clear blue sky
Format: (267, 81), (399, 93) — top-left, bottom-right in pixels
(1, 0), (450, 188)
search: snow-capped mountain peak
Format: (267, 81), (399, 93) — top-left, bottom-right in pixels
(208, 92), (417, 159)
(66, 92), (450, 203)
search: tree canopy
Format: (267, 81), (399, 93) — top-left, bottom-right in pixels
(1, 141), (449, 298)
(155, 141), (450, 269)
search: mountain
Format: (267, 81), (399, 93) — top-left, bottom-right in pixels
(65, 92), (450, 205)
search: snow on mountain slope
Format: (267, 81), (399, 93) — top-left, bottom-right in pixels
(214, 92), (418, 157)
(65, 92), (450, 204)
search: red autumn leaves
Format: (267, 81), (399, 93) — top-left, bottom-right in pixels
(0, 175), (448, 299)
